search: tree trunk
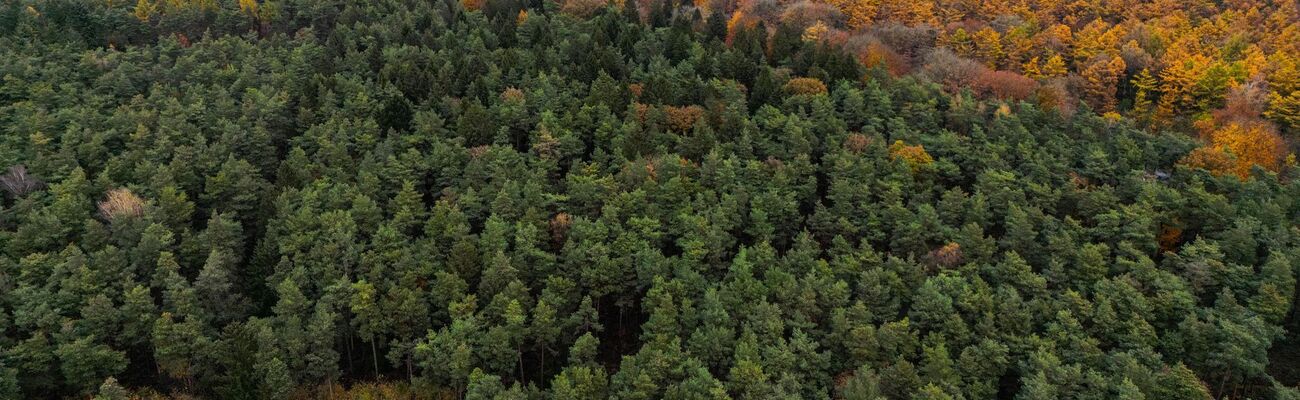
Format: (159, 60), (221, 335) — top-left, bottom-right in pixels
(346, 333), (354, 374)
(1217, 372), (1230, 398)
(372, 340), (380, 379)
(517, 345), (525, 383)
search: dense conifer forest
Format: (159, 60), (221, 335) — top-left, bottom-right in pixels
(2, 0), (1300, 399)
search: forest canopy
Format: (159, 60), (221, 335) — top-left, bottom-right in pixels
(2, 0), (1300, 399)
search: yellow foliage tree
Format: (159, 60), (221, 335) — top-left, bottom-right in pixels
(889, 140), (934, 171)
(973, 27), (1004, 68)
(134, 0), (156, 21)
(1181, 122), (1287, 179)
(1155, 52), (1211, 125)
(238, 0), (258, 15)
(1131, 68), (1158, 123)
(1022, 57), (1043, 79)
(802, 21), (830, 43)
(821, 0), (879, 30)
(1265, 52), (1300, 130)
(1080, 55), (1126, 113)
(941, 28), (974, 58)
(1041, 54), (1068, 78)
(1072, 20), (1122, 65)
(784, 77), (829, 96)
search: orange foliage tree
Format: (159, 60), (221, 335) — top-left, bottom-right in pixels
(663, 105), (706, 132)
(461, 0), (485, 11)
(1079, 55), (1126, 113)
(1180, 122), (1287, 179)
(889, 140), (934, 171)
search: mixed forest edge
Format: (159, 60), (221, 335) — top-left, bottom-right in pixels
(2, 0), (1300, 399)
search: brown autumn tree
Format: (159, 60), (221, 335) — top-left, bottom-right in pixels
(1079, 55), (1125, 113)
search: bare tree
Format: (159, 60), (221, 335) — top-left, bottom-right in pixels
(98, 188), (145, 221)
(0, 165), (44, 197)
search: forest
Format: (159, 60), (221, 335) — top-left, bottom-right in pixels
(1, 0), (1299, 398)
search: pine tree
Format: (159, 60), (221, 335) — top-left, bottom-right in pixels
(93, 377), (130, 400)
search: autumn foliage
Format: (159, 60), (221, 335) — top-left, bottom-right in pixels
(560, 0), (608, 17)
(1180, 122), (1286, 179)
(928, 242), (963, 268)
(889, 140), (934, 171)
(843, 133), (871, 154)
(461, 0), (485, 11)
(972, 69), (1036, 101)
(751, 0), (1300, 134)
(783, 77), (829, 96)
(663, 105), (706, 132)
(98, 188), (145, 220)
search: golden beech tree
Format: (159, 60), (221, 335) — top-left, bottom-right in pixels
(1181, 122), (1287, 179)
(1039, 24), (1074, 53)
(1180, 147), (1236, 177)
(98, 188), (145, 220)
(934, 0), (968, 26)
(880, 0), (937, 25)
(889, 140), (934, 171)
(976, 0), (1012, 19)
